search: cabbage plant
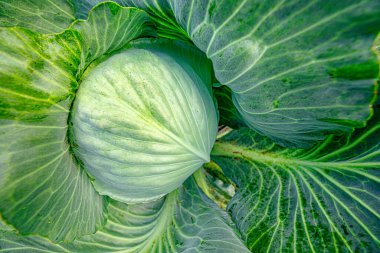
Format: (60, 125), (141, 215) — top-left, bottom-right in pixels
(0, 0), (380, 252)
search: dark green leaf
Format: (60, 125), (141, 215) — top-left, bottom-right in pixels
(212, 112), (380, 252)
(214, 85), (246, 129)
(171, 0), (380, 147)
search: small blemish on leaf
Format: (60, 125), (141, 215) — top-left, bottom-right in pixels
(328, 61), (378, 80)
(281, 77), (292, 84)
(273, 100), (280, 108)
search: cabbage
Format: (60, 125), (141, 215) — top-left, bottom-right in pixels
(0, 1), (379, 252)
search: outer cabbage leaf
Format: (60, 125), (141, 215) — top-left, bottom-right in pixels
(70, 3), (154, 73)
(122, 0), (380, 147)
(72, 0), (189, 42)
(0, 0), (75, 34)
(0, 177), (249, 253)
(71, 40), (218, 203)
(0, 27), (106, 243)
(211, 110), (380, 252)
(173, 0), (380, 147)
(0, 2), (152, 241)
(72, 0), (161, 19)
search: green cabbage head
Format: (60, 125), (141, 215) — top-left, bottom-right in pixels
(71, 48), (218, 203)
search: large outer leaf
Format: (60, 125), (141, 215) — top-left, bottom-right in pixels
(0, 27), (106, 242)
(0, 0), (75, 34)
(0, 177), (249, 253)
(0, 2), (152, 241)
(121, 0), (380, 147)
(211, 113), (380, 252)
(70, 3), (154, 71)
(72, 0), (162, 19)
(72, 0), (189, 42)
(172, 0), (380, 147)
(70, 40), (218, 203)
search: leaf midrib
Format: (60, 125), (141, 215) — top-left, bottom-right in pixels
(211, 142), (380, 169)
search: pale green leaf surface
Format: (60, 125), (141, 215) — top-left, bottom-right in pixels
(73, 0), (189, 42)
(0, 27), (106, 242)
(211, 112), (380, 252)
(70, 41), (218, 203)
(72, 0), (149, 19)
(0, 0), (75, 34)
(0, 224), (69, 252)
(70, 2), (154, 72)
(0, 178), (249, 253)
(129, 38), (214, 92)
(0, 2), (153, 241)
(72, 0), (103, 19)
(122, 0), (190, 41)
(168, 0), (380, 147)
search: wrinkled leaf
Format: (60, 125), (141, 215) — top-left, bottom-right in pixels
(70, 2), (154, 71)
(182, 0), (380, 147)
(0, 0), (75, 33)
(0, 27), (106, 242)
(212, 111), (380, 252)
(0, 177), (249, 253)
(72, 0), (189, 42)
